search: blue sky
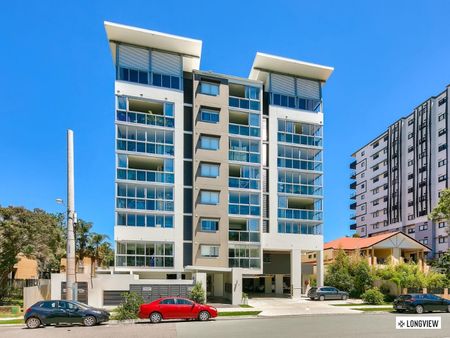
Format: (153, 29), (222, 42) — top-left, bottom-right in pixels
(1, 0), (449, 242)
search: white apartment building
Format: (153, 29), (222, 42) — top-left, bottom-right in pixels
(350, 85), (450, 258)
(51, 21), (333, 307)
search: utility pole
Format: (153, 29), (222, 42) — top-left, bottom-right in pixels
(66, 129), (77, 301)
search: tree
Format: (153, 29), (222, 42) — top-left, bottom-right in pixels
(0, 206), (64, 301)
(189, 282), (206, 304)
(74, 219), (93, 266)
(324, 250), (354, 292)
(87, 233), (113, 278)
(429, 188), (450, 233)
(430, 251), (450, 280)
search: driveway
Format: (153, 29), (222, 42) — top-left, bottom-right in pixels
(248, 297), (362, 316)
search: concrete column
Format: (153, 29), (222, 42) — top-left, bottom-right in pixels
(213, 273), (224, 297)
(392, 247), (401, 265)
(275, 274), (284, 295)
(265, 276), (272, 294)
(193, 272), (207, 302)
(291, 249), (302, 299)
(316, 250), (324, 287)
(231, 269), (242, 305)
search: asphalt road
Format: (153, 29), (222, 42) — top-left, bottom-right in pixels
(2, 313), (450, 338)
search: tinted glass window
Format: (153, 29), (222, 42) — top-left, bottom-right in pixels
(177, 299), (193, 305)
(41, 301), (57, 309)
(160, 298), (176, 305)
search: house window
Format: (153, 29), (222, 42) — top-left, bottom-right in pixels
(199, 163), (220, 178)
(199, 190), (220, 205)
(438, 236), (447, 244)
(407, 227), (415, 233)
(408, 133), (413, 139)
(438, 144), (447, 152)
(199, 82), (219, 96)
(200, 245), (219, 257)
(408, 160), (414, 167)
(373, 142), (379, 148)
(200, 219), (219, 232)
(439, 97), (447, 106)
(419, 238), (428, 245)
(200, 109), (219, 123)
(438, 159), (446, 167)
(407, 215), (414, 220)
(419, 224), (428, 231)
(408, 118), (414, 125)
(361, 151), (365, 156)
(439, 128), (447, 137)
(439, 222), (446, 228)
(439, 113), (446, 121)
(200, 135), (220, 150)
(438, 175), (447, 182)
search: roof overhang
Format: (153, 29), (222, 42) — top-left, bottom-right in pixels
(372, 233), (431, 251)
(104, 21), (202, 72)
(249, 52), (334, 83)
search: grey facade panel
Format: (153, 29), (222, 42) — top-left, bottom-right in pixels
(183, 243), (193, 266)
(183, 216), (193, 241)
(118, 45), (149, 70)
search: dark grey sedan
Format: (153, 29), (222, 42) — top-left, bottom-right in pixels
(308, 286), (349, 301)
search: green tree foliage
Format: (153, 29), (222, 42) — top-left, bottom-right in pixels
(189, 282), (206, 304)
(429, 189), (450, 233)
(324, 250), (373, 297)
(0, 206), (65, 301)
(361, 287), (384, 305)
(430, 251), (450, 280)
(114, 292), (144, 320)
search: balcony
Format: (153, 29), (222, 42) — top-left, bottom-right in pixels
(350, 223), (357, 230)
(350, 160), (357, 169)
(117, 155), (174, 184)
(350, 181), (356, 189)
(229, 231), (260, 243)
(269, 92), (321, 113)
(350, 202), (356, 210)
(228, 83), (261, 111)
(118, 67), (181, 90)
(350, 170), (356, 179)
(350, 192), (356, 199)
(277, 208), (322, 221)
(350, 213), (356, 220)
(229, 164), (260, 190)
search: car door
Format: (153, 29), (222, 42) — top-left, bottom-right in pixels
(39, 301), (61, 324)
(54, 301), (71, 324)
(176, 298), (195, 319)
(66, 301), (84, 323)
(158, 298), (178, 319)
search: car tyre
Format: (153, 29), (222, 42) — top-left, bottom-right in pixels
(83, 315), (97, 327)
(198, 311), (210, 321)
(342, 295), (348, 300)
(415, 305), (424, 314)
(319, 295), (325, 301)
(150, 312), (162, 324)
(26, 317), (41, 329)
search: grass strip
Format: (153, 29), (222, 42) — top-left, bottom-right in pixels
(0, 319), (24, 325)
(239, 304), (253, 308)
(351, 307), (393, 312)
(333, 302), (392, 307)
(218, 311), (261, 317)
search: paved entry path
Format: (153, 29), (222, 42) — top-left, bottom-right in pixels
(248, 297), (362, 316)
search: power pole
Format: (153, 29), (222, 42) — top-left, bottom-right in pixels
(66, 129), (77, 301)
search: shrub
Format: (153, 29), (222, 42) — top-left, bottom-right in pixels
(189, 282), (205, 304)
(351, 260), (374, 297)
(361, 287), (384, 305)
(114, 292), (144, 320)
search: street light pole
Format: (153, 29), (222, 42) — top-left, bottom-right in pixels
(66, 129), (77, 301)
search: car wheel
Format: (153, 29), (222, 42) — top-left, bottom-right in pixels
(83, 316), (97, 327)
(415, 305), (424, 314)
(198, 311), (210, 321)
(319, 295), (325, 301)
(342, 295), (348, 300)
(150, 312), (162, 324)
(26, 317), (41, 329)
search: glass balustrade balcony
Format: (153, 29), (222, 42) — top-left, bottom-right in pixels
(277, 183), (322, 196)
(117, 168), (174, 184)
(117, 111), (174, 128)
(277, 132), (322, 147)
(277, 158), (322, 171)
(228, 230), (260, 243)
(229, 123), (260, 137)
(277, 208), (323, 221)
(229, 177), (260, 190)
(229, 97), (260, 111)
(270, 93), (321, 113)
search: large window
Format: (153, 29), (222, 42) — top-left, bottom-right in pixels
(199, 82), (219, 96)
(200, 245), (219, 257)
(229, 245), (260, 268)
(200, 135), (220, 150)
(116, 184), (174, 211)
(117, 125), (174, 156)
(200, 109), (219, 123)
(199, 190), (220, 205)
(199, 163), (220, 178)
(229, 138), (260, 163)
(278, 120), (322, 147)
(277, 144), (322, 171)
(278, 221), (320, 235)
(117, 213), (173, 228)
(116, 242), (174, 267)
(229, 191), (260, 216)
(200, 219), (219, 232)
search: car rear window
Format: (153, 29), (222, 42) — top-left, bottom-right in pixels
(160, 298), (176, 305)
(398, 295), (411, 300)
(40, 301), (57, 309)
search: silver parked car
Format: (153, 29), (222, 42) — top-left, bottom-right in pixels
(308, 286), (349, 301)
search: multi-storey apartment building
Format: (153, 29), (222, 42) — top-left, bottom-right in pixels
(105, 21), (333, 304)
(350, 85), (450, 258)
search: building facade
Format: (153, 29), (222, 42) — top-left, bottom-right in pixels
(350, 85), (450, 258)
(106, 21), (333, 304)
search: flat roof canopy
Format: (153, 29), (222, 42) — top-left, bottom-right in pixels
(249, 52), (334, 83)
(104, 21), (202, 72)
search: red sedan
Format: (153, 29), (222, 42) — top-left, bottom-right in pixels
(138, 297), (218, 323)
